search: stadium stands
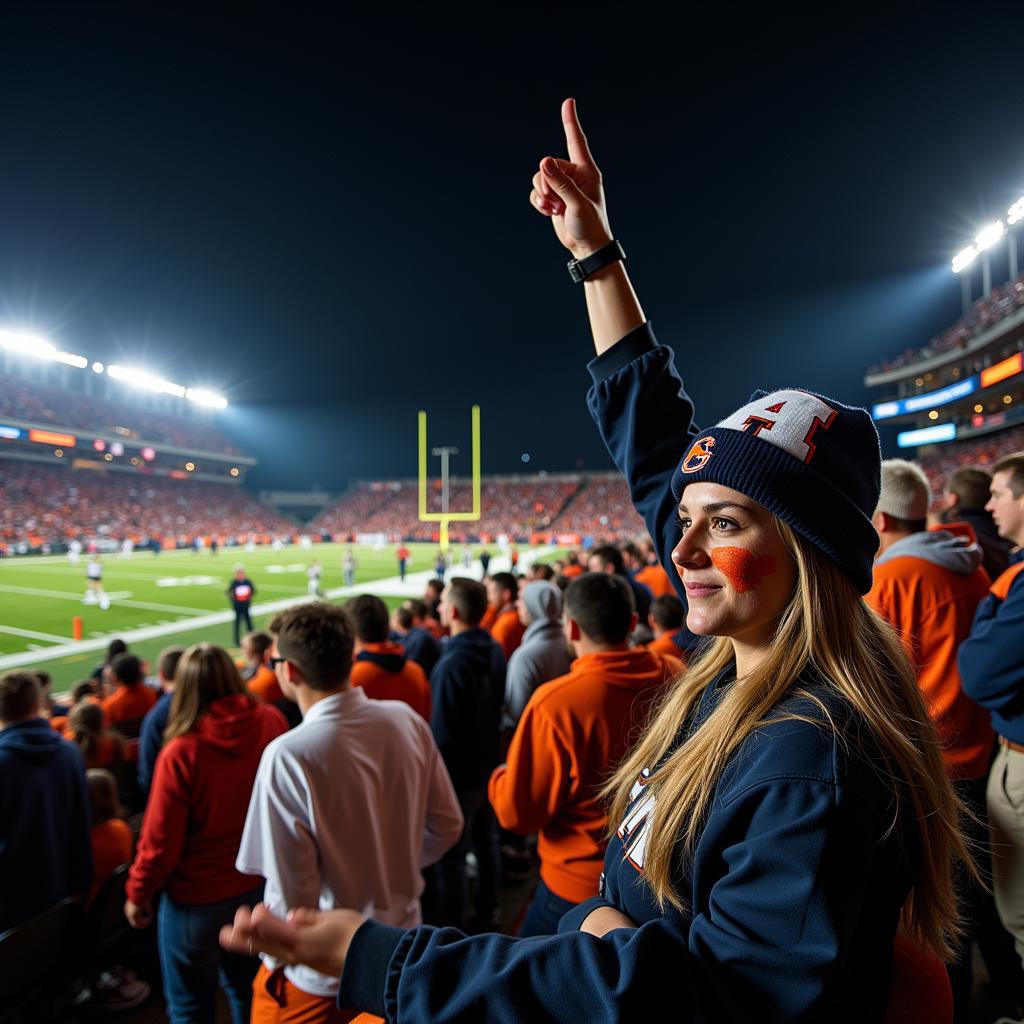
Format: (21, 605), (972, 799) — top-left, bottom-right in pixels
(917, 423), (1024, 503)
(0, 376), (243, 456)
(0, 461), (296, 550)
(309, 474), (646, 542)
(868, 272), (1024, 375)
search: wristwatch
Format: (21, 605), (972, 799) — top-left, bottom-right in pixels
(567, 239), (626, 284)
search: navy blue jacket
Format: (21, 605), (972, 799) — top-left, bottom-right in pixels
(137, 689), (173, 795)
(0, 718), (93, 933)
(430, 628), (505, 795)
(394, 626), (441, 678)
(959, 552), (1024, 743)
(335, 323), (919, 1021)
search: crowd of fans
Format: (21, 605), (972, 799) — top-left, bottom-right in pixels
(0, 461), (295, 550)
(868, 272), (1024, 376)
(0, 375), (244, 455)
(310, 474), (644, 542)
(919, 424), (1024, 505)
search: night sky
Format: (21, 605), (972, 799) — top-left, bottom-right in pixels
(3, 7), (1024, 491)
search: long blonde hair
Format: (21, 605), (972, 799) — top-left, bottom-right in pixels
(606, 521), (970, 958)
(165, 644), (249, 742)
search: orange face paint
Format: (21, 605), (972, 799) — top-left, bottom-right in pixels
(710, 547), (777, 593)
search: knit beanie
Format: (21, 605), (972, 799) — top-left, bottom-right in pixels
(876, 459), (931, 522)
(669, 389), (881, 593)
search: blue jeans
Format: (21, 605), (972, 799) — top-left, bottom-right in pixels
(158, 886), (262, 1024)
(519, 877), (578, 937)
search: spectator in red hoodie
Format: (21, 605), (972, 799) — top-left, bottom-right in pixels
(124, 643), (288, 1024)
(347, 595), (432, 721)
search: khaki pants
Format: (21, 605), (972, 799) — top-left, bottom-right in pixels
(988, 743), (1024, 964)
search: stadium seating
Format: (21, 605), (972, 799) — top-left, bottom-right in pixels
(867, 273), (1024, 375)
(0, 897), (82, 1023)
(309, 475), (649, 542)
(917, 423), (1024, 503)
(0, 461), (296, 550)
(0, 376), (243, 456)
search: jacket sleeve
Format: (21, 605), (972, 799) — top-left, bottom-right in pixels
(339, 777), (882, 1023)
(420, 733), (464, 868)
(136, 703), (162, 795)
(959, 574), (1024, 711)
(68, 748), (94, 899)
(126, 742), (190, 905)
(487, 700), (569, 835)
(502, 648), (537, 727)
(236, 746), (322, 913)
(429, 663), (459, 767)
(585, 323), (699, 648)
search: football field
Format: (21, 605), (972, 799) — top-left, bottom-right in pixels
(0, 543), (555, 691)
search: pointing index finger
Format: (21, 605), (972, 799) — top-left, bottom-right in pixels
(561, 97), (595, 168)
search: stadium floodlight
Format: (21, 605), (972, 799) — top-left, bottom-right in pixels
(106, 364), (187, 398)
(185, 387), (228, 410)
(952, 245), (978, 274)
(91, 361), (104, 374)
(0, 328), (88, 369)
(0, 329), (58, 359)
(1008, 197), (1024, 226)
(975, 220), (1006, 252)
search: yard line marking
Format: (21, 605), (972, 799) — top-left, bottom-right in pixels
(0, 547), (556, 671)
(0, 624), (70, 643)
(0, 583), (210, 615)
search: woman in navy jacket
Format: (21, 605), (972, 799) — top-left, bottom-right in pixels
(220, 100), (968, 1023)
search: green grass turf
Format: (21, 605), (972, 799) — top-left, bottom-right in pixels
(0, 543), (446, 691)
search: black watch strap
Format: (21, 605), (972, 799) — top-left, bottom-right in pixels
(567, 239), (626, 284)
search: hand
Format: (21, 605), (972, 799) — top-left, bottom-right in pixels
(124, 898), (154, 929)
(219, 903), (366, 979)
(579, 905), (638, 938)
(531, 98), (613, 259)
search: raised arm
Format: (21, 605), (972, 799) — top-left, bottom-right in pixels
(534, 101), (698, 626)
(530, 98), (644, 356)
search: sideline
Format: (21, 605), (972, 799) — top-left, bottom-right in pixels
(0, 547), (556, 672)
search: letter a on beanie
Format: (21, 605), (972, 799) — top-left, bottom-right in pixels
(671, 388), (881, 594)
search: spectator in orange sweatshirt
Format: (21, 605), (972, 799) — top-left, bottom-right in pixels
(489, 572), (683, 937)
(487, 572), (526, 659)
(634, 539), (675, 597)
(866, 459), (1015, 1016)
(347, 594), (432, 721)
(101, 653), (157, 739)
(645, 594), (686, 659)
(125, 643), (288, 1024)
(68, 703), (127, 771)
(86, 768), (133, 907)
(243, 631), (284, 704)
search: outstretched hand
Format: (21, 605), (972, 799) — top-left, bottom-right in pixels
(219, 903), (365, 979)
(531, 98), (613, 259)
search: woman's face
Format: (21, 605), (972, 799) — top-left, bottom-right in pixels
(670, 482), (796, 650)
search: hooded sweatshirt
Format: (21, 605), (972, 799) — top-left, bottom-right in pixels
(430, 628), (506, 795)
(489, 647), (682, 903)
(0, 718), (93, 933)
(867, 528), (993, 779)
(502, 581), (573, 728)
(351, 640), (432, 722)
(127, 693), (288, 906)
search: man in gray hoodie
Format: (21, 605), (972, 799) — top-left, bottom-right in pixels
(502, 580), (573, 731)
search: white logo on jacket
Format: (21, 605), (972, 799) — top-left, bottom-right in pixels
(617, 769), (656, 872)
